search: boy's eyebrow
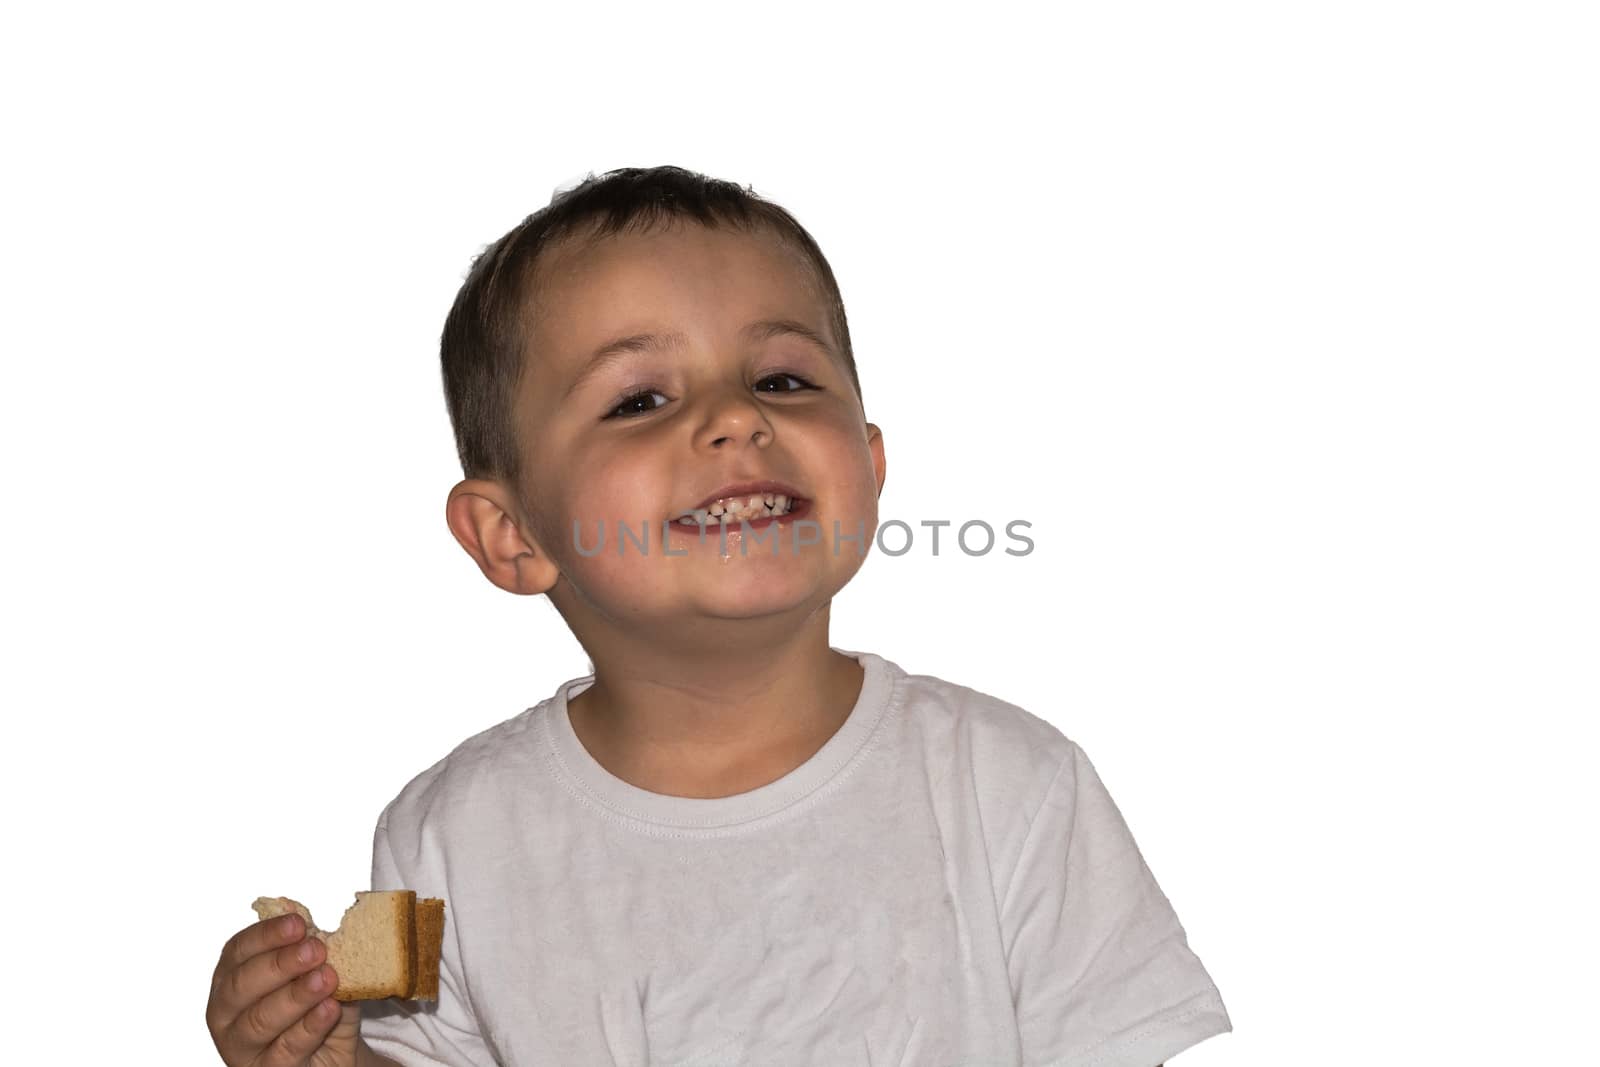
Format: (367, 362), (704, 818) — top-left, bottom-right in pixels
(744, 318), (836, 360)
(563, 331), (685, 399)
(564, 318), (837, 399)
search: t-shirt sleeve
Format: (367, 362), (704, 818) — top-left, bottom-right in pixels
(1001, 741), (1232, 1066)
(359, 818), (502, 1067)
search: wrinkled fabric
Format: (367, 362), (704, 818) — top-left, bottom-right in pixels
(361, 648), (1230, 1066)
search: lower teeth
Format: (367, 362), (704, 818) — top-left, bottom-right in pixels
(677, 506), (795, 526)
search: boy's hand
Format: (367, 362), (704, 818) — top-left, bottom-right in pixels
(207, 912), (364, 1066)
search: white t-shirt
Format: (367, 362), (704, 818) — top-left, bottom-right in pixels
(361, 648), (1231, 1066)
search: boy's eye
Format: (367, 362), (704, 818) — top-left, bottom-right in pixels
(755, 372), (818, 394)
(604, 390), (668, 419)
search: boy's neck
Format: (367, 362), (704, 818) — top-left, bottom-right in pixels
(565, 637), (865, 800)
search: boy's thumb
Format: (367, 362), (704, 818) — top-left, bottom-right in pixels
(335, 1001), (362, 1035)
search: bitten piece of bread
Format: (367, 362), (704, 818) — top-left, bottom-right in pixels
(252, 890), (446, 1002)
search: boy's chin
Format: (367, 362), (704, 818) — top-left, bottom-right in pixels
(646, 582), (830, 625)
(676, 592), (817, 623)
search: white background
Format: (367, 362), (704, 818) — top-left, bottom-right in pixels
(3, 2), (1595, 1064)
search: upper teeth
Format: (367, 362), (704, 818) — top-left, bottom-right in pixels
(675, 493), (795, 525)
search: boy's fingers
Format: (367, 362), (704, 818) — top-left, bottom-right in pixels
(261, 992), (344, 1067)
(216, 914), (303, 979)
(213, 926), (324, 1033)
(239, 964), (342, 1063)
(208, 916), (304, 1036)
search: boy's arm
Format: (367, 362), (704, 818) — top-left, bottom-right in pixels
(1003, 743), (1230, 1064)
(362, 820), (500, 1065)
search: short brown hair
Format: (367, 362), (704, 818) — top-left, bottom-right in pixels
(439, 165), (860, 489)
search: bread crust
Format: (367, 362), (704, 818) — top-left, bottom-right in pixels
(413, 898), (446, 1000)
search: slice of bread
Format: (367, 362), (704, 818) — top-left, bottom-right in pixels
(252, 891), (446, 1002)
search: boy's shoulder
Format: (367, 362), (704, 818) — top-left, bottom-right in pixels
(372, 696), (553, 832)
(891, 654), (1080, 764)
(886, 653), (1082, 802)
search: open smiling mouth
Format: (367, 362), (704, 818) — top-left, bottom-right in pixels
(668, 491), (813, 529)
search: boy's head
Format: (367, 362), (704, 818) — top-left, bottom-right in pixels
(441, 166), (862, 494)
(440, 166), (886, 646)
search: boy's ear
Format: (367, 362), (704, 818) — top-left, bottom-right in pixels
(444, 479), (561, 596)
(866, 422), (887, 498)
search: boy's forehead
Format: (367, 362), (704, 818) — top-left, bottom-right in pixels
(522, 222), (833, 376)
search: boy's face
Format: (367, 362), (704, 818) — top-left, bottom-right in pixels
(504, 221), (885, 635)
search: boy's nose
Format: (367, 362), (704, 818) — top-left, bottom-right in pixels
(710, 427), (769, 449)
(695, 390), (775, 450)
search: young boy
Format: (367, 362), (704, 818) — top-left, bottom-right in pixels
(208, 166), (1230, 1067)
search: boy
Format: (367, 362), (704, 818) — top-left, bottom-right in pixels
(207, 166), (1230, 1066)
